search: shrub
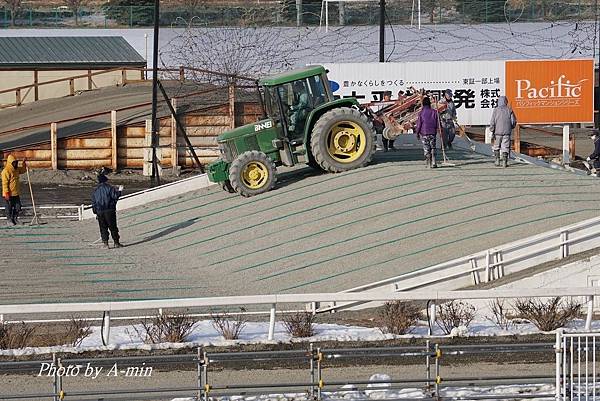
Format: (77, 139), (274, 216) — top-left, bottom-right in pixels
(211, 309), (247, 340)
(486, 299), (514, 330)
(376, 301), (422, 335)
(0, 322), (36, 349)
(136, 311), (195, 344)
(282, 311), (316, 337)
(436, 300), (476, 335)
(513, 297), (582, 331)
(63, 317), (93, 347)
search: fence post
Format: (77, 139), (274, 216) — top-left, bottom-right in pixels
(428, 302), (436, 335)
(179, 66), (185, 82)
(310, 343), (316, 398)
(560, 231), (569, 259)
(585, 296), (594, 331)
(50, 122), (58, 170)
(87, 69), (93, 90)
(434, 344), (441, 399)
(555, 329), (562, 401)
(514, 124), (521, 154)
(34, 70), (39, 101)
(317, 347), (323, 401)
(268, 303), (276, 340)
(68, 79), (75, 96)
(102, 311), (111, 345)
(229, 82), (236, 129)
(111, 110), (118, 171)
(569, 133), (576, 162)
(52, 353), (58, 401)
(485, 249), (491, 282)
(197, 347), (203, 401)
(171, 98), (178, 172)
(15, 88), (21, 106)
(562, 125), (570, 165)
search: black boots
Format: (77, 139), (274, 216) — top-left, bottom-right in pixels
(501, 152), (508, 168)
(494, 150), (500, 167)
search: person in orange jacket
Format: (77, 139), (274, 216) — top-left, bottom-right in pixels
(2, 154), (27, 226)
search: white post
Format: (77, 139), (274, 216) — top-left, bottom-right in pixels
(102, 311), (111, 346)
(485, 127), (493, 144)
(485, 249), (491, 282)
(585, 296), (594, 331)
(268, 303), (276, 340)
(325, 0), (329, 32)
(555, 329), (562, 401)
(429, 302), (436, 335)
(563, 125), (570, 165)
(418, 0), (421, 29)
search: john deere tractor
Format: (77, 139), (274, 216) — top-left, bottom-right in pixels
(207, 65), (375, 197)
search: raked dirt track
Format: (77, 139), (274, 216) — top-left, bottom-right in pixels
(3, 138), (600, 304)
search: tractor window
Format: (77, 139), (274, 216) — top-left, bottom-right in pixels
(307, 75), (328, 107)
(263, 87), (279, 119)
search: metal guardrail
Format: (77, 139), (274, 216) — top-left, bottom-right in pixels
(326, 215), (600, 313)
(0, 288), (599, 346)
(0, 342), (560, 401)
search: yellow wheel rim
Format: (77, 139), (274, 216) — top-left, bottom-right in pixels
(327, 121), (367, 163)
(241, 161), (269, 189)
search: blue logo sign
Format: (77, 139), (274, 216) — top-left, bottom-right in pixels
(329, 80), (340, 92)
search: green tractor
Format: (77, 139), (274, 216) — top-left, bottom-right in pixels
(207, 65), (375, 197)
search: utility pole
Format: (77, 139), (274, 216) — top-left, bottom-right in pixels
(594, 0), (600, 129)
(379, 0), (385, 62)
(150, 0), (161, 186)
(296, 0), (302, 26)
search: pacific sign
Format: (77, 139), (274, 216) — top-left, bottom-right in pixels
(325, 59), (594, 125)
(505, 59), (594, 124)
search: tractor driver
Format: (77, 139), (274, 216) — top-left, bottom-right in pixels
(288, 80), (310, 134)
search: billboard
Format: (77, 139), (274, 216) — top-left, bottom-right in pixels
(324, 59), (594, 125)
(505, 59), (594, 124)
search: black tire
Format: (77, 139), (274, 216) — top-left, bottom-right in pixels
(229, 151), (277, 197)
(310, 107), (375, 173)
(221, 179), (236, 194)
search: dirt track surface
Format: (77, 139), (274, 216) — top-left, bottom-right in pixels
(3, 137), (600, 304)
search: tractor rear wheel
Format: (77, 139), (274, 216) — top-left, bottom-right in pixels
(229, 151), (277, 197)
(310, 107), (375, 173)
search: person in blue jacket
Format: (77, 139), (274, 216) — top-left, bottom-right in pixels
(91, 173), (123, 249)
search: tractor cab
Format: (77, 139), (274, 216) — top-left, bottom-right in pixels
(262, 71), (332, 141)
(208, 65), (375, 197)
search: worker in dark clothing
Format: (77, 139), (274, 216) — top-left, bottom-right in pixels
(415, 97), (440, 168)
(91, 173), (123, 249)
(373, 91), (395, 152)
(587, 130), (600, 176)
(439, 89), (457, 149)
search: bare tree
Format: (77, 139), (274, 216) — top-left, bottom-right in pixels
(3, 0), (21, 26)
(183, 0), (202, 17)
(65, 0), (86, 26)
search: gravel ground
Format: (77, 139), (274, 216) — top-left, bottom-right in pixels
(3, 136), (600, 304)
(0, 362), (555, 401)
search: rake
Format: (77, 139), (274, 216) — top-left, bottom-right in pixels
(25, 166), (41, 226)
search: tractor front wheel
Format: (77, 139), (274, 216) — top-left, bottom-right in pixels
(310, 107), (375, 173)
(221, 179), (236, 194)
(229, 151), (277, 197)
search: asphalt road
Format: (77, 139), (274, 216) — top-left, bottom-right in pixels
(3, 136), (600, 304)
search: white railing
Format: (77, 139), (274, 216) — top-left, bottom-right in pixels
(0, 288), (598, 346)
(79, 174), (214, 220)
(555, 330), (600, 401)
(321, 215), (600, 313)
(0, 205), (83, 220)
